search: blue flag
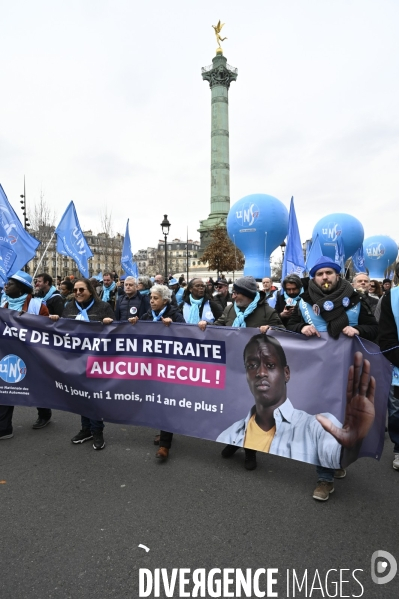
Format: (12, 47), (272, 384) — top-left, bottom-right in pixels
(334, 236), (345, 274)
(94, 271), (103, 282)
(121, 220), (139, 278)
(352, 246), (367, 273)
(0, 183), (40, 278)
(281, 197), (305, 281)
(55, 201), (93, 277)
(305, 234), (323, 274)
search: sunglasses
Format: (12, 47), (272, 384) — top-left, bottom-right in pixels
(74, 287), (88, 294)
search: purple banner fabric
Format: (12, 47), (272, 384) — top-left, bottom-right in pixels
(0, 311), (391, 467)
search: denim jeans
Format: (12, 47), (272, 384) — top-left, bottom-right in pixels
(81, 416), (104, 433)
(388, 385), (399, 453)
(316, 465), (334, 482)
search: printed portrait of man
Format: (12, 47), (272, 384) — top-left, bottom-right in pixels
(216, 334), (376, 468)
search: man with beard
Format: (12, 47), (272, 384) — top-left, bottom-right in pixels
(286, 256), (378, 500)
(274, 274), (303, 327)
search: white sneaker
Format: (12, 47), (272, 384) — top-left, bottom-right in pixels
(393, 454), (399, 470)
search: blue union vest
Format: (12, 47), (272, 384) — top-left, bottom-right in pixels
(299, 299), (360, 332)
(390, 286), (399, 386)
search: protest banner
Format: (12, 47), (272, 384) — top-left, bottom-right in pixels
(0, 311), (391, 467)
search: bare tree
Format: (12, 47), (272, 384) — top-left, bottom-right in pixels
(99, 206), (114, 271)
(27, 188), (56, 230)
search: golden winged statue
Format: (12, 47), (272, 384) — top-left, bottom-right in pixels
(212, 20), (227, 54)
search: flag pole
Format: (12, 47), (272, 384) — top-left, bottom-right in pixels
(33, 232), (55, 278)
(186, 226), (189, 284)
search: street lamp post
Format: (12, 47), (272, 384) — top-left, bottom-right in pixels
(280, 240), (286, 260)
(160, 214), (171, 281)
(19, 176), (31, 231)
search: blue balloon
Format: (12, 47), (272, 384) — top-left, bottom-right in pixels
(363, 235), (398, 278)
(312, 213), (364, 261)
(227, 194), (288, 279)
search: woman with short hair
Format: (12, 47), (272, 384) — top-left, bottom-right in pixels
(129, 284), (185, 460)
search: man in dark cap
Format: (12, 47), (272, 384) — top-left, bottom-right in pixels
(287, 255), (378, 499)
(198, 275), (283, 471)
(213, 278), (233, 311)
(382, 278), (392, 295)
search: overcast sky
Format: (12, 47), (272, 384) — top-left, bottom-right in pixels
(1, 0), (398, 256)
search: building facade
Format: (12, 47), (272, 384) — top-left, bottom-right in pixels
(25, 225), (124, 279)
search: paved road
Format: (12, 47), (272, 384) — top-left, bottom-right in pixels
(1, 407), (398, 599)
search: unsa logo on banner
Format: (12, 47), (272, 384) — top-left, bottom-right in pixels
(235, 203), (260, 227)
(0, 354), (27, 383)
(366, 242), (385, 260)
(321, 223), (342, 242)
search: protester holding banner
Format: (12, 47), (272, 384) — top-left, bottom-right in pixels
(99, 272), (117, 310)
(273, 274), (303, 327)
(49, 277), (115, 450)
(378, 262), (399, 471)
(129, 284), (185, 460)
(114, 277), (150, 321)
(199, 276), (283, 471)
(286, 256), (378, 500)
(180, 278), (223, 324)
(0, 271), (49, 440)
(33, 273), (65, 429)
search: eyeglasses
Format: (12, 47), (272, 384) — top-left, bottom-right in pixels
(214, 284), (226, 289)
(74, 288), (87, 294)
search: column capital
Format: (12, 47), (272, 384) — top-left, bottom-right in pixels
(201, 55), (237, 89)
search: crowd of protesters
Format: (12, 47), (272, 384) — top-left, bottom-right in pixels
(0, 259), (398, 503)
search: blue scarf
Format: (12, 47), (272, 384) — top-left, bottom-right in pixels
(7, 294), (28, 312)
(151, 306), (168, 321)
(187, 295), (203, 324)
(139, 289), (151, 296)
(102, 281), (116, 302)
(42, 285), (58, 302)
(75, 299), (95, 321)
(283, 288), (303, 306)
(232, 292), (260, 328)
(1, 292), (9, 307)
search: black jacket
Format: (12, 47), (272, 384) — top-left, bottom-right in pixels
(44, 292), (65, 317)
(63, 299), (115, 322)
(115, 293), (150, 320)
(286, 289), (379, 341)
(213, 292), (283, 328)
(141, 303), (185, 323)
(379, 291), (399, 368)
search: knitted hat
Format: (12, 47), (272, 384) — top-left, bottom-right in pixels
(309, 256), (341, 278)
(382, 278), (392, 285)
(233, 276), (258, 299)
(10, 270), (33, 291)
